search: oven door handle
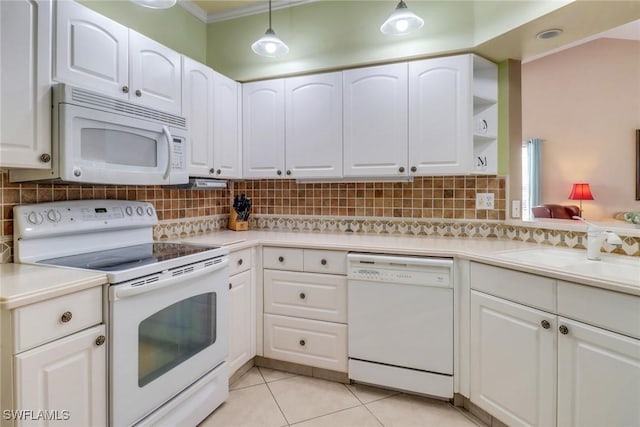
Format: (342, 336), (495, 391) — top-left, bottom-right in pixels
(112, 257), (229, 300)
(162, 125), (173, 180)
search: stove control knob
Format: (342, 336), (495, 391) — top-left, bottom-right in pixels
(136, 206), (144, 216)
(146, 207), (154, 216)
(27, 211), (44, 225)
(125, 206), (133, 216)
(47, 209), (62, 223)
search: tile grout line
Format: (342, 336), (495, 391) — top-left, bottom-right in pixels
(288, 403), (364, 426)
(259, 368), (293, 427)
(341, 383), (386, 427)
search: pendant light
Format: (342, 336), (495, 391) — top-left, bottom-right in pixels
(380, 1), (424, 35)
(130, 0), (176, 9)
(252, 0), (289, 58)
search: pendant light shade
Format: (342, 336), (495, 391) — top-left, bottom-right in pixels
(252, 0), (289, 58)
(380, 1), (424, 35)
(130, 0), (176, 9)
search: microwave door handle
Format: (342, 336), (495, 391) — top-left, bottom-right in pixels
(162, 125), (173, 180)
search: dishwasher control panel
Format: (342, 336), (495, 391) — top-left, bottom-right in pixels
(347, 254), (453, 287)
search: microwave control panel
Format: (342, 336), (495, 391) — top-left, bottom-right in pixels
(172, 138), (186, 169)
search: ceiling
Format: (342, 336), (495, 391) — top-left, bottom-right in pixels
(185, 0), (316, 23)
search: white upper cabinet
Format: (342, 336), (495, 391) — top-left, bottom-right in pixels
(409, 55), (471, 175)
(285, 72), (343, 179)
(129, 31), (182, 114)
(54, 1), (181, 114)
(242, 79), (285, 179)
(54, 0), (129, 99)
(182, 57), (214, 177)
(343, 63), (408, 177)
(0, 0), (52, 169)
(212, 71), (241, 178)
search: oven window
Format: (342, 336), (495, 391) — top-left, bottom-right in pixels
(81, 128), (157, 167)
(138, 292), (216, 387)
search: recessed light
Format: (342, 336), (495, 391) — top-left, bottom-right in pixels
(536, 29), (563, 40)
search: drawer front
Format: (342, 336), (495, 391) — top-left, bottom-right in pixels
(303, 250), (347, 275)
(263, 247), (304, 271)
(14, 286), (103, 353)
(558, 281), (640, 340)
(229, 248), (252, 275)
(264, 314), (347, 372)
(470, 262), (556, 312)
(264, 270), (347, 323)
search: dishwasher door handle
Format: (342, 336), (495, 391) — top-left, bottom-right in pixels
(347, 254), (453, 268)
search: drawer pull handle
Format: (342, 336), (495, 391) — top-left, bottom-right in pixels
(559, 325), (569, 335)
(299, 339), (306, 347)
(238, 259), (243, 266)
(321, 259), (327, 266)
(135, 89), (142, 97)
(95, 335), (106, 346)
(61, 311), (73, 323)
(299, 292), (306, 300)
(278, 256), (284, 262)
(541, 320), (550, 329)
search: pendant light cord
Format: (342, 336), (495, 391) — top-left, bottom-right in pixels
(268, 0), (272, 31)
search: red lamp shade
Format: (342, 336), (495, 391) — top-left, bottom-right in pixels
(568, 183), (594, 200)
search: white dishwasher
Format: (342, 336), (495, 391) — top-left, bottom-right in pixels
(347, 253), (454, 398)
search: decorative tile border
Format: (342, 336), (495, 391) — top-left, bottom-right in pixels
(153, 215), (229, 240)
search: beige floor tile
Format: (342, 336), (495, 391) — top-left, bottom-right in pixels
(199, 384), (287, 427)
(366, 394), (481, 427)
(267, 376), (361, 424)
(230, 367), (265, 390)
(259, 366), (299, 383)
(291, 405), (382, 427)
(345, 383), (400, 404)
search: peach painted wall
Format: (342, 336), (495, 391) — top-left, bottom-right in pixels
(522, 38), (640, 220)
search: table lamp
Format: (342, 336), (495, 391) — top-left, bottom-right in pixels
(568, 183), (594, 217)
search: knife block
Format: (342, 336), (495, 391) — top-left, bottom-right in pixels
(228, 210), (248, 231)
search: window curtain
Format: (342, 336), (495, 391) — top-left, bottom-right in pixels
(527, 138), (542, 209)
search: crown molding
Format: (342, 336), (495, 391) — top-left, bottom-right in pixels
(179, 0), (317, 24)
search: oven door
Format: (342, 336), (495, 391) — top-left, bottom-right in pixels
(59, 103), (188, 185)
(109, 257), (228, 427)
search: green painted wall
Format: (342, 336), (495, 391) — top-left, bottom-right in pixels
(79, 0), (207, 63)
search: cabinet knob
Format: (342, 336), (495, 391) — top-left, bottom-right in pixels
(276, 170), (282, 176)
(60, 311), (73, 323)
(321, 259), (327, 266)
(410, 166), (417, 173)
(399, 166), (405, 173)
(122, 86), (129, 94)
(238, 258), (243, 266)
(229, 282), (232, 290)
(286, 170), (292, 176)
(541, 320), (550, 329)
(299, 292), (306, 300)
(299, 339), (306, 347)
(216, 169), (222, 175)
(40, 153), (51, 163)
(559, 325), (569, 335)
(135, 89), (142, 97)
(209, 168), (215, 174)
(278, 256), (284, 262)
(95, 335), (106, 346)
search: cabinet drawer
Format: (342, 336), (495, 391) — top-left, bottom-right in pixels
(229, 248), (252, 275)
(558, 281), (640, 340)
(470, 262), (556, 312)
(13, 287), (103, 353)
(264, 270), (347, 323)
(264, 314), (347, 372)
(303, 250), (347, 275)
(263, 247), (304, 271)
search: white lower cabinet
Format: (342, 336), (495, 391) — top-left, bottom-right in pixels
(227, 249), (256, 376)
(470, 262), (640, 427)
(15, 324), (107, 427)
(470, 291), (556, 427)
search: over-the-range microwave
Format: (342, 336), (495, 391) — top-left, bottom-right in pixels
(10, 84), (189, 186)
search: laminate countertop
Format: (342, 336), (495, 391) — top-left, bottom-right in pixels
(182, 230), (640, 297)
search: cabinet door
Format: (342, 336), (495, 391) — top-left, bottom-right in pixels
(343, 63), (408, 177)
(0, 0), (51, 169)
(228, 270), (255, 376)
(558, 317), (640, 427)
(409, 55), (471, 175)
(213, 71), (241, 178)
(129, 31), (182, 114)
(15, 324), (107, 427)
(470, 291), (556, 427)
(242, 79), (285, 178)
(285, 72), (342, 178)
(182, 57), (214, 177)
(54, 0), (128, 99)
